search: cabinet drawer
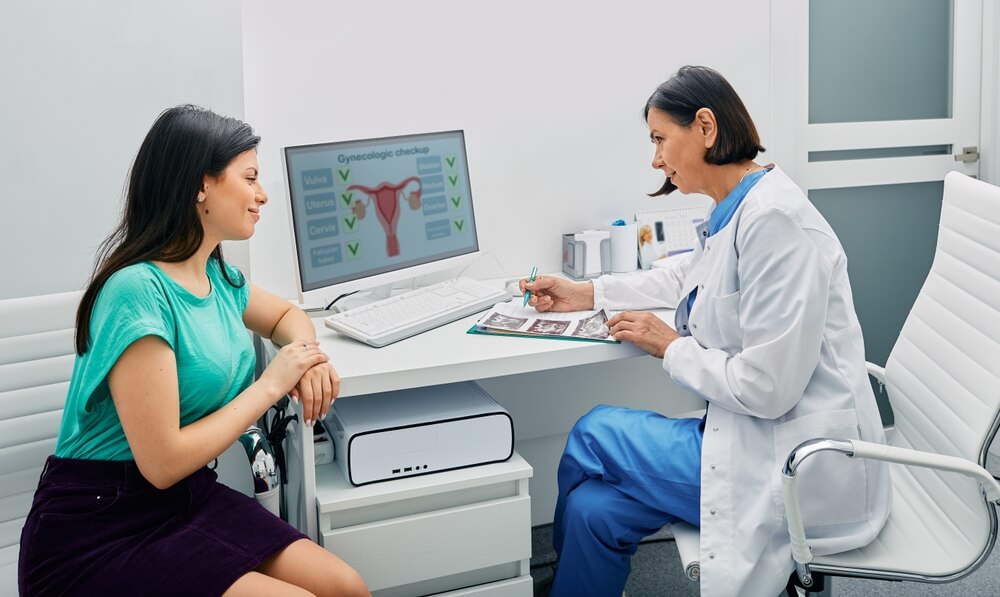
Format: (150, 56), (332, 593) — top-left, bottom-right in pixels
(437, 575), (532, 597)
(321, 494), (530, 592)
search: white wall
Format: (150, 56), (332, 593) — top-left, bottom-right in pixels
(0, 0), (246, 300)
(242, 0), (770, 523)
(242, 0), (772, 300)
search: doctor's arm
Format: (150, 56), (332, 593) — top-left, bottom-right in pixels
(666, 211), (831, 419)
(525, 253), (695, 314)
(596, 251), (694, 311)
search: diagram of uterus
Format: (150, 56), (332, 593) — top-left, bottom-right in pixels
(347, 176), (422, 257)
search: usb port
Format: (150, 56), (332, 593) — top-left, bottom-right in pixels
(403, 467), (413, 472)
(392, 469), (401, 474)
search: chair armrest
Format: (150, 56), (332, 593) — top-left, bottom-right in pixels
(866, 361), (886, 387)
(780, 438), (1000, 588)
(848, 440), (1000, 500)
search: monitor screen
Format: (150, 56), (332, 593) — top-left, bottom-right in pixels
(283, 130), (480, 300)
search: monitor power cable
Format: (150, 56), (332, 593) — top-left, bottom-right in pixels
(324, 290), (360, 313)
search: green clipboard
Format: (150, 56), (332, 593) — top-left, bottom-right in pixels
(466, 324), (620, 344)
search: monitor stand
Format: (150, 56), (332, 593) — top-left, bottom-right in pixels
(366, 282), (393, 301)
(324, 281), (397, 314)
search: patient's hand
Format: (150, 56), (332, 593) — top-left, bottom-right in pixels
(290, 361), (340, 426)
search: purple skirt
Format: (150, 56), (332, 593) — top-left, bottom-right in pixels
(19, 456), (307, 596)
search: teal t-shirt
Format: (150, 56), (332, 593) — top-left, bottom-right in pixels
(55, 259), (256, 460)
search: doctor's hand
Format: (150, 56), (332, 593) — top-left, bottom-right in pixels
(290, 361), (340, 427)
(523, 275), (595, 313)
(607, 311), (680, 358)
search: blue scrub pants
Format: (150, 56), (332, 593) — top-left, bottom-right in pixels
(550, 405), (704, 597)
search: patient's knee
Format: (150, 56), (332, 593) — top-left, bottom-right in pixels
(319, 567), (369, 597)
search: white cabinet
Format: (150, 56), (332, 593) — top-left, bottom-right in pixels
(313, 453), (533, 596)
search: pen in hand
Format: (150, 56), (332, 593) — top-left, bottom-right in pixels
(522, 266), (538, 307)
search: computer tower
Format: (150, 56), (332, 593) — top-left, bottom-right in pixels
(326, 381), (514, 486)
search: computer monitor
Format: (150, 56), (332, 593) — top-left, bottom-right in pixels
(283, 130), (481, 306)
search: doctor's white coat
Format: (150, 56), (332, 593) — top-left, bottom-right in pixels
(593, 166), (891, 596)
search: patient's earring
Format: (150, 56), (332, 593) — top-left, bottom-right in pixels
(197, 194), (206, 203)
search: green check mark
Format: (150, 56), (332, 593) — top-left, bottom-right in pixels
(337, 168), (351, 183)
(346, 241), (361, 259)
(452, 218), (466, 233)
(344, 216), (358, 231)
(449, 195), (462, 209)
(448, 175), (459, 188)
(340, 191), (354, 207)
(445, 155), (457, 169)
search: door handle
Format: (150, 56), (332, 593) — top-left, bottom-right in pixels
(954, 146), (979, 163)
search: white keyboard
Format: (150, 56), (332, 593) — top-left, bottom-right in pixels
(324, 277), (509, 347)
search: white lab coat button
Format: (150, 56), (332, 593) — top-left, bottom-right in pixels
(709, 553), (716, 559)
(710, 508), (717, 515)
(710, 464), (716, 470)
(713, 427), (719, 432)
(691, 323), (697, 329)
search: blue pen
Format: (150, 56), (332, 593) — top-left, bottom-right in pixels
(522, 266), (538, 307)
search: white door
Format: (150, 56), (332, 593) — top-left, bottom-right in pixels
(780, 0), (981, 187)
(770, 0), (983, 422)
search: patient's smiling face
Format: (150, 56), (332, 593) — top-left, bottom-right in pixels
(199, 149), (268, 242)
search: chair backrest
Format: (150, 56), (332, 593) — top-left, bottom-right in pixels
(879, 171), (1000, 575)
(884, 171), (1000, 464)
(0, 291), (81, 586)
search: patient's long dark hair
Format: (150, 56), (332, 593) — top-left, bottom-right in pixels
(74, 105), (260, 354)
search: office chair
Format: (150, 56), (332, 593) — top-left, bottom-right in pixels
(670, 171), (1000, 594)
(0, 291), (80, 592)
(782, 171), (1000, 592)
(0, 290), (281, 594)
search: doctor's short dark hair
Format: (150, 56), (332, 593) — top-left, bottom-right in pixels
(645, 65), (765, 196)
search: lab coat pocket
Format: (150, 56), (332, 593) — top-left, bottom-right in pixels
(773, 409), (867, 528)
(702, 289), (741, 352)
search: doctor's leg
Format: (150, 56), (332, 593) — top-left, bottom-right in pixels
(551, 480), (674, 596)
(550, 405), (703, 597)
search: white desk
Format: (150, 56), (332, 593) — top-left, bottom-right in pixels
(266, 293), (680, 595)
(279, 301), (656, 531)
(315, 305), (650, 399)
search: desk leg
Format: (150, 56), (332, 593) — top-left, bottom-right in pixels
(257, 335), (319, 540)
(284, 401), (319, 541)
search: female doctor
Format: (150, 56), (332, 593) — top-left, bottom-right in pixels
(523, 66), (891, 597)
